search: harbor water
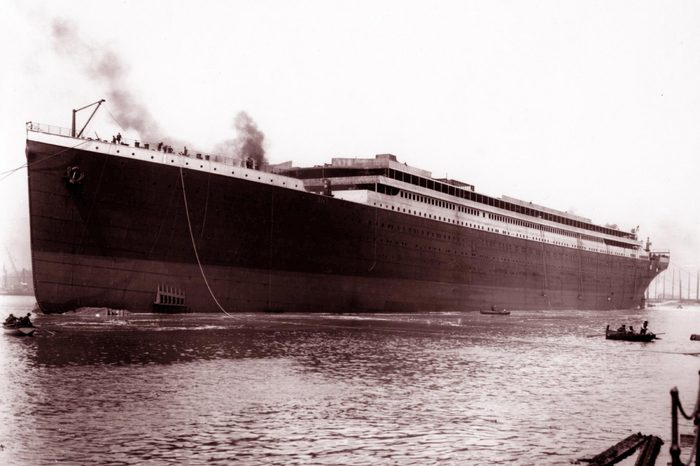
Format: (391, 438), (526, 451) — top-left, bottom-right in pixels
(1, 294), (699, 465)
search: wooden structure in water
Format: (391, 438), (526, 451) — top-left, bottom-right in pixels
(577, 433), (662, 465)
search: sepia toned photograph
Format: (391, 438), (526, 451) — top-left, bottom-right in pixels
(1, 1), (699, 464)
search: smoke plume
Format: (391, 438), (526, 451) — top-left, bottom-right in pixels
(214, 112), (267, 168)
(51, 19), (165, 142)
(50, 19), (267, 165)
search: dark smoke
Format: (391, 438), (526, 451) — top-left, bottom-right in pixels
(213, 112), (267, 168)
(50, 18), (165, 142)
(50, 19), (267, 166)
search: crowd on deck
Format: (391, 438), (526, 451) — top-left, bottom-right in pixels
(111, 132), (180, 155)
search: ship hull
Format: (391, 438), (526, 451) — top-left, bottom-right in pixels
(26, 137), (667, 313)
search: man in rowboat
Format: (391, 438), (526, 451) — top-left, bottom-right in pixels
(640, 321), (649, 335)
(17, 313), (33, 327)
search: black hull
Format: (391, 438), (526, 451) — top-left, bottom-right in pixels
(26, 137), (667, 313)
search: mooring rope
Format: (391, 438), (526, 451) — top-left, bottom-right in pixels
(179, 166), (232, 316)
(674, 394), (699, 466)
(685, 439), (696, 466)
(106, 107), (126, 133)
(677, 398), (695, 420)
(0, 139), (90, 183)
(199, 173), (211, 241)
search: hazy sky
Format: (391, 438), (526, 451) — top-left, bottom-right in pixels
(1, 0), (699, 275)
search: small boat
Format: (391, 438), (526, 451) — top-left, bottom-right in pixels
(605, 326), (655, 342)
(3, 323), (36, 336)
(480, 308), (511, 315)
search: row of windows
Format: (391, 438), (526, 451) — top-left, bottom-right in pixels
(294, 165), (632, 240)
(396, 189), (635, 253)
(368, 221), (638, 266)
(383, 169), (632, 239)
(486, 212), (605, 245)
(400, 190), (482, 216)
(374, 195), (635, 258)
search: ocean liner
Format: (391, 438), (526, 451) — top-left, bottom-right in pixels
(25, 121), (669, 313)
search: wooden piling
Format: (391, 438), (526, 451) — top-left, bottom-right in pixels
(634, 436), (663, 466)
(586, 432), (646, 465)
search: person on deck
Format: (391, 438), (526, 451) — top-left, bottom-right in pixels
(628, 326), (635, 334)
(617, 324), (626, 333)
(4, 314), (17, 325)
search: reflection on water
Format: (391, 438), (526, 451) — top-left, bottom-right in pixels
(1, 295), (699, 465)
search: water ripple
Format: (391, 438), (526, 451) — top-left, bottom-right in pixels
(1, 298), (700, 464)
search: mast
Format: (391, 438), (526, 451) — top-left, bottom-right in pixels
(672, 269), (676, 300)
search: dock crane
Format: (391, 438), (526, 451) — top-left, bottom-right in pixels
(4, 247), (27, 288)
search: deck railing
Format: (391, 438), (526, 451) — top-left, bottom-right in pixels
(26, 122), (73, 137)
(26, 121), (250, 168)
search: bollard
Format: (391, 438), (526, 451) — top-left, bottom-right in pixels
(671, 387), (682, 466)
(695, 370), (700, 466)
(671, 371), (700, 466)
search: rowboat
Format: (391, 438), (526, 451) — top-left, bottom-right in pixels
(605, 326), (655, 342)
(480, 308), (511, 315)
(3, 323), (36, 336)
